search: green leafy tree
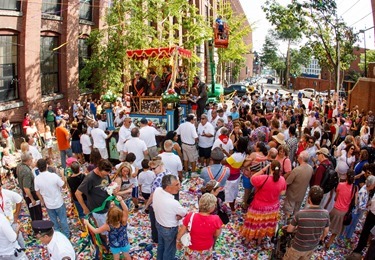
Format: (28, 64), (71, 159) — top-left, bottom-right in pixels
(302, 0), (357, 89)
(290, 46), (312, 76)
(262, 0), (308, 87)
(80, 0), (211, 94)
(359, 49), (375, 72)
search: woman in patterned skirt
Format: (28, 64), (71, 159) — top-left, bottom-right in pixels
(240, 160), (286, 245)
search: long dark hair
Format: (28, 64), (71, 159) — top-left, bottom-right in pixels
(346, 169), (355, 185)
(236, 136), (248, 153)
(271, 160), (281, 182)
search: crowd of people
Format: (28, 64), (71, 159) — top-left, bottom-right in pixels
(1, 85), (375, 259)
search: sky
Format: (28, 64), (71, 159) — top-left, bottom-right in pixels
(239, 0), (375, 54)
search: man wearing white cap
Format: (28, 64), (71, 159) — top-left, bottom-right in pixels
(31, 220), (75, 260)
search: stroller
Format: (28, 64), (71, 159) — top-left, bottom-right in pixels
(271, 222), (293, 260)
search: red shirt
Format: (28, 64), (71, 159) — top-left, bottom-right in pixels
(310, 159), (331, 187)
(22, 118), (30, 134)
(183, 212), (222, 251)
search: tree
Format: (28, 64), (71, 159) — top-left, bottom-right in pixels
(261, 32), (285, 83)
(262, 0), (308, 88)
(302, 0), (357, 89)
(290, 46), (312, 76)
(359, 49), (375, 72)
(80, 0), (211, 94)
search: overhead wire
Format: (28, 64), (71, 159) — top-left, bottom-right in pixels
(340, 0), (362, 17)
(350, 11), (373, 27)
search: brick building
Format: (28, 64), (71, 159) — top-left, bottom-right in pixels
(0, 0), (252, 132)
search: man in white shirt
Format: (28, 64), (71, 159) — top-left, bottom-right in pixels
(210, 109), (219, 126)
(159, 140), (183, 181)
(212, 127), (234, 157)
(0, 213), (25, 259)
(139, 118), (161, 159)
(0, 182), (25, 249)
(97, 114), (108, 131)
(116, 117), (133, 155)
(123, 127), (148, 169)
(176, 114), (198, 172)
(197, 114), (215, 167)
(114, 110), (126, 127)
(34, 159), (70, 238)
(217, 108), (228, 124)
(282, 120), (290, 141)
(91, 121), (113, 159)
(153, 175), (186, 260)
(311, 121), (322, 141)
(215, 118), (225, 140)
(31, 220), (75, 260)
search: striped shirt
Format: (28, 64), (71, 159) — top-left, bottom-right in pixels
(291, 207), (330, 252)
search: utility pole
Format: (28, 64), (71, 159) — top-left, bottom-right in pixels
(336, 16), (340, 94)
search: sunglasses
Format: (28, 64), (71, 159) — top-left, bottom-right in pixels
(151, 165), (159, 171)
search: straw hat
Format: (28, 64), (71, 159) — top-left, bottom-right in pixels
(272, 133), (286, 145)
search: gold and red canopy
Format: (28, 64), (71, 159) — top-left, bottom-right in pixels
(126, 46), (192, 60)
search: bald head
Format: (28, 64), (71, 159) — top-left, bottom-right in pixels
(268, 148), (278, 160)
(299, 151), (309, 163)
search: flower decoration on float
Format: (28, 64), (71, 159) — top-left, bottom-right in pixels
(101, 90), (118, 103)
(161, 88), (181, 105)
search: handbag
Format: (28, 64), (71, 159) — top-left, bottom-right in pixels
(217, 201), (230, 224)
(180, 212), (195, 247)
(343, 185), (357, 226)
(247, 175), (269, 205)
(1, 129), (9, 139)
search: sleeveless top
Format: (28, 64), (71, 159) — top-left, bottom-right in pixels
(109, 224), (129, 248)
(121, 178), (132, 191)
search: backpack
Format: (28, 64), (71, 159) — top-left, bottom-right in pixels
(320, 163), (339, 194)
(327, 155), (337, 168)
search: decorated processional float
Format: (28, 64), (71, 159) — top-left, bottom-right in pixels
(125, 46), (192, 131)
(101, 46), (192, 162)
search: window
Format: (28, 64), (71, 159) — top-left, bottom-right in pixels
(0, 35), (18, 102)
(79, 0), (92, 21)
(78, 38), (92, 88)
(0, 0), (21, 11)
(40, 36), (59, 95)
(42, 0), (61, 16)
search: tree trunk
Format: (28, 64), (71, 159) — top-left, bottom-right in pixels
(285, 39), (291, 88)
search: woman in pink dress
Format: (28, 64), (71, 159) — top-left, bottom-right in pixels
(240, 160), (286, 245)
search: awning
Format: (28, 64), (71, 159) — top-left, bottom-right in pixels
(126, 46), (192, 60)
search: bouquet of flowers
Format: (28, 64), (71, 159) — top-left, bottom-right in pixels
(161, 88), (180, 104)
(101, 90), (118, 103)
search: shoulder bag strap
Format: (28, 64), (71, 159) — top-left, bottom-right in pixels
(188, 212), (195, 232)
(255, 175), (269, 195)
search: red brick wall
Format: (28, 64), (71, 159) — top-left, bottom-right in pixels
(291, 77), (335, 92)
(348, 77), (375, 113)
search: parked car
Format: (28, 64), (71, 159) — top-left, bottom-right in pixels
(224, 84), (249, 97)
(298, 88), (316, 99)
(319, 89), (347, 98)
